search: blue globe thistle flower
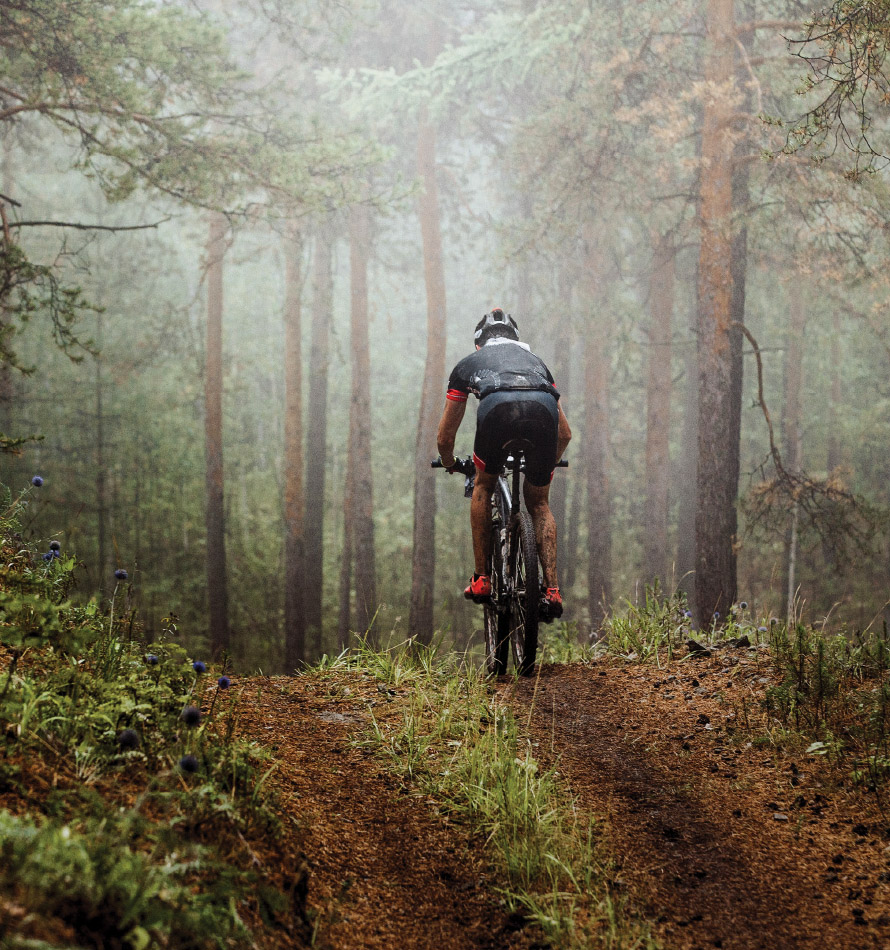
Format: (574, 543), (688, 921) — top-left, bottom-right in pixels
(217, 675), (231, 690)
(49, 540), (61, 552)
(740, 601), (749, 610)
(145, 654), (159, 665)
(51, 550), (61, 560)
(713, 611), (720, 620)
(192, 660), (207, 674)
(770, 618), (778, 626)
(179, 754), (199, 774)
(42, 552), (53, 562)
(117, 728), (140, 750)
(180, 705), (202, 727)
(683, 610), (692, 619)
(31, 476), (43, 487)
(758, 626), (768, 633)
(114, 568), (128, 581)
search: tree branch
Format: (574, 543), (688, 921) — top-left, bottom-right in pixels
(8, 218), (171, 233)
(735, 20), (805, 37)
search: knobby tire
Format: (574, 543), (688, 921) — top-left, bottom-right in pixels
(508, 510), (539, 676)
(483, 501), (509, 676)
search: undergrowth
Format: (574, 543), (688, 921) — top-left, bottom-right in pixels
(0, 483), (306, 949)
(309, 641), (656, 950)
(595, 587), (890, 797)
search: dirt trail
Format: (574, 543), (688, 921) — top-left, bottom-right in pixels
(238, 676), (542, 950)
(509, 659), (890, 950)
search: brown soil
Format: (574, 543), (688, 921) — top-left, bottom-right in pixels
(507, 655), (890, 949)
(236, 675), (544, 950)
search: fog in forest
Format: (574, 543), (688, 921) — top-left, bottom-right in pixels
(3, 0), (889, 672)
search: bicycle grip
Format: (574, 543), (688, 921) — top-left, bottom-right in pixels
(556, 459), (569, 467)
(431, 459), (443, 468)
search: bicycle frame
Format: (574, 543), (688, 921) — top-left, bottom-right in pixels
(432, 451), (567, 677)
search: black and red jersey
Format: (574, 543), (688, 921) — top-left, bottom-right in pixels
(445, 339), (559, 404)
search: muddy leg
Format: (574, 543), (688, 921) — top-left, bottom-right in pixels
(523, 479), (557, 588)
(471, 469), (498, 576)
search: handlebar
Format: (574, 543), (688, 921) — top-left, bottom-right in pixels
(431, 456), (569, 472)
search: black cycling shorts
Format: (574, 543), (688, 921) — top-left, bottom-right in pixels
(473, 390), (559, 487)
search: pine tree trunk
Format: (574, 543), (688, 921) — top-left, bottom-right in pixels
(0, 135), (15, 428)
(95, 312), (108, 589)
(782, 292), (806, 617)
(564, 474), (583, 592)
(583, 231), (612, 630)
(338, 414), (354, 650)
(410, 117), (448, 645)
(728, 9), (753, 612)
(676, 306), (698, 603)
(349, 205), (377, 640)
(827, 310), (843, 475)
(643, 234), (674, 592)
(283, 228), (306, 672)
(694, 0), (737, 626)
(551, 266), (574, 579)
(205, 212), (230, 655)
(305, 221), (334, 656)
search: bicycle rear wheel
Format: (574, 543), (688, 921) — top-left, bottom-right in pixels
(508, 510), (540, 676)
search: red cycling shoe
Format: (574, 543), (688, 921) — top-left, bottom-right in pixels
(464, 573), (492, 603)
(541, 587), (563, 622)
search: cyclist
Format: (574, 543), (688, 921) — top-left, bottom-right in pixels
(436, 308), (572, 620)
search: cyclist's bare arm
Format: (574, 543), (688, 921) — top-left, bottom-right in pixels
(556, 401), (572, 462)
(437, 398), (466, 466)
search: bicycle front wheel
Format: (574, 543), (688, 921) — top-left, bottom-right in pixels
(508, 511), (540, 676)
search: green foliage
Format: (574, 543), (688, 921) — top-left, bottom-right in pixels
(786, 0), (890, 172)
(0, 241), (97, 372)
(602, 590), (693, 664)
(0, 810), (250, 950)
(761, 618), (890, 789)
(0, 495), (301, 948)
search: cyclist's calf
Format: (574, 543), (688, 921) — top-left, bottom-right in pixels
(471, 470), (499, 577)
(523, 480), (558, 589)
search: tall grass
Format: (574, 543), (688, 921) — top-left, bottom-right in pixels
(308, 641), (655, 949)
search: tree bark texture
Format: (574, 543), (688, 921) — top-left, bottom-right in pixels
(827, 309), (843, 475)
(338, 414), (354, 651)
(95, 312), (108, 590)
(564, 474), (583, 591)
(205, 212), (230, 655)
(583, 230), (612, 630)
(0, 136), (15, 425)
(643, 234), (675, 591)
(694, 0), (737, 626)
(727, 11), (753, 612)
(551, 265), (574, 580)
(305, 221), (334, 656)
(782, 290), (806, 616)
(409, 118), (448, 646)
(283, 228), (306, 672)
(349, 204), (378, 640)
(676, 306), (698, 603)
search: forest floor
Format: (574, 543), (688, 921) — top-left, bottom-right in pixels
(241, 647), (890, 950)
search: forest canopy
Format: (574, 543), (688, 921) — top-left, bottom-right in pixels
(2, 0), (890, 671)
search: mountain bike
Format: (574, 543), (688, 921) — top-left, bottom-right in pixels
(433, 452), (568, 676)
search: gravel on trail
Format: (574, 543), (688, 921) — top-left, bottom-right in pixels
(238, 675), (545, 950)
(508, 659), (890, 950)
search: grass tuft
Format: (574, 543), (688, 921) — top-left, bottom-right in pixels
(306, 640), (655, 949)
